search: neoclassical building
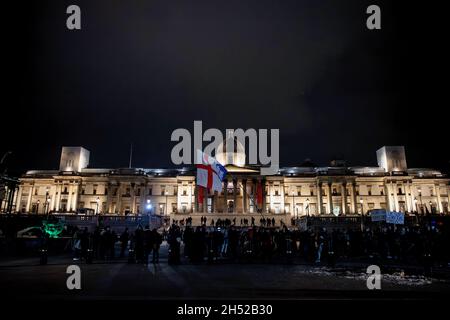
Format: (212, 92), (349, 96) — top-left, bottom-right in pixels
(12, 146), (450, 221)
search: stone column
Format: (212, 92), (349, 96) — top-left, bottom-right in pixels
(262, 179), (267, 214)
(194, 184), (199, 212)
(224, 179), (228, 213)
(188, 182), (193, 212)
(351, 182), (357, 213)
(392, 181), (399, 211)
(55, 184), (62, 212)
(327, 182), (333, 214)
(116, 183), (122, 214)
(26, 185), (33, 212)
(404, 181), (411, 212)
(203, 187), (208, 213)
(316, 182), (323, 215)
(50, 186), (56, 211)
(15, 186), (23, 213)
(131, 184), (136, 213)
(436, 184), (443, 213)
(341, 182), (347, 215)
(242, 179), (247, 213)
(72, 183), (79, 211)
(106, 183), (112, 213)
(384, 183), (391, 211)
(67, 185), (73, 211)
(233, 179), (237, 213)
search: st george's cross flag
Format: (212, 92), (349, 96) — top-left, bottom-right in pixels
(196, 150), (227, 193)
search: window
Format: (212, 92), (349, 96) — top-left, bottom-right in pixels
(367, 186), (372, 196)
(65, 187), (69, 194)
(182, 189), (187, 196)
(93, 188), (97, 195)
(148, 187), (152, 196)
(332, 188), (337, 195)
(105, 188), (108, 195)
(161, 186), (166, 196)
(136, 188), (141, 196)
(34, 187), (39, 196)
(274, 187), (279, 196)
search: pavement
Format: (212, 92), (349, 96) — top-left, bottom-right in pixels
(1, 242), (450, 300)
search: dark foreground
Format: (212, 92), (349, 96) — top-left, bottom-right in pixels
(1, 242), (449, 301)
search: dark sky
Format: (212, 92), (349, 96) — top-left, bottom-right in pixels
(2, 0), (449, 175)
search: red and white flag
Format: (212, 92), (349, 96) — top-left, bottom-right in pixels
(196, 150), (227, 193)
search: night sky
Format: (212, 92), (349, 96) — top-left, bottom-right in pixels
(2, 1), (449, 175)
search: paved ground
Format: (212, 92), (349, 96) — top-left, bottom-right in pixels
(1, 242), (449, 300)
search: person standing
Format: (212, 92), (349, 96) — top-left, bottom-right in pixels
(120, 228), (129, 258)
(143, 225), (153, 265)
(152, 228), (162, 263)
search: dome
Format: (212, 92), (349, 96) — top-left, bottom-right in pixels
(216, 133), (246, 166)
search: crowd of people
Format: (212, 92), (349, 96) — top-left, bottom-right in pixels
(169, 223), (449, 267)
(71, 225), (162, 264)
(9, 217), (448, 270)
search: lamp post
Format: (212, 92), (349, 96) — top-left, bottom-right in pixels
(414, 197), (418, 213)
(36, 200), (40, 214)
(429, 201), (433, 214)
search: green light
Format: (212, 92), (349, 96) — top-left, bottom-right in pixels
(42, 220), (64, 238)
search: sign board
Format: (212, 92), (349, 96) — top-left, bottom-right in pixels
(386, 211), (404, 225)
(370, 209), (386, 222)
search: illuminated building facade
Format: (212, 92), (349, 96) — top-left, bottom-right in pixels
(10, 146), (450, 221)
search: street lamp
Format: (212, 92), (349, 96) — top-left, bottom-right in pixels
(429, 201), (433, 214)
(414, 197), (418, 212)
(36, 200), (40, 214)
